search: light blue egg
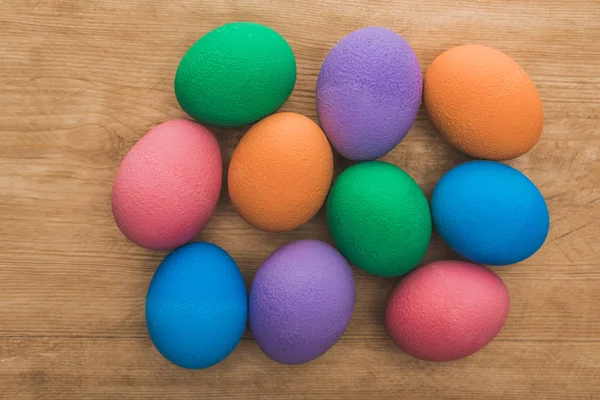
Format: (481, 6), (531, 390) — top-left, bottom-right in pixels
(146, 242), (247, 369)
(432, 161), (549, 266)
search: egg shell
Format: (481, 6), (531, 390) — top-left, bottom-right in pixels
(228, 112), (333, 232)
(316, 26), (422, 161)
(249, 239), (356, 364)
(175, 22), (296, 127)
(112, 119), (221, 250)
(431, 160), (549, 266)
(326, 161), (432, 277)
(385, 260), (510, 362)
(145, 242), (247, 369)
(424, 44), (543, 160)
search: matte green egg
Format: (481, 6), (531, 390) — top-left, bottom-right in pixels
(326, 161), (432, 277)
(175, 22), (296, 127)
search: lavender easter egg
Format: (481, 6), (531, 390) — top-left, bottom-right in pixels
(316, 27), (422, 161)
(249, 240), (356, 364)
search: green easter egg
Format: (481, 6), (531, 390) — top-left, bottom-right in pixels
(174, 22), (296, 128)
(326, 161), (432, 277)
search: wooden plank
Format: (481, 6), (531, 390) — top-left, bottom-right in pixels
(1, 137), (598, 338)
(1, 338), (599, 399)
(1, 0), (599, 137)
(1, 253), (599, 339)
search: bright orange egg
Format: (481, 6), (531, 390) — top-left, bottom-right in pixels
(424, 44), (543, 160)
(228, 112), (334, 232)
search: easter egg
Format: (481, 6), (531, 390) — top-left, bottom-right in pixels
(385, 260), (510, 362)
(326, 161), (431, 277)
(432, 160), (549, 265)
(316, 26), (422, 161)
(112, 119), (221, 250)
(228, 112), (333, 232)
(145, 242), (247, 369)
(249, 239), (355, 364)
(175, 22), (296, 127)
(424, 44), (543, 160)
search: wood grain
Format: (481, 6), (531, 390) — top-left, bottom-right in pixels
(1, 338), (600, 400)
(1, 0), (599, 398)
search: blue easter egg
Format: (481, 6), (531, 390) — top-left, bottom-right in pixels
(431, 161), (549, 265)
(145, 242), (247, 369)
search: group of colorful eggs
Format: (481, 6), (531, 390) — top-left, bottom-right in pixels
(111, 22), (549, 369)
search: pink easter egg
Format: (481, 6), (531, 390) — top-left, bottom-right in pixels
(112, 119), (222, 250)
(385, 260), (510, 361)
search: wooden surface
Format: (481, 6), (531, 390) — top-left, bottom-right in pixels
(1, 0), (599, 398)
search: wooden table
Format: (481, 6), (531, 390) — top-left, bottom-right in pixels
(1, 0), (599, 398)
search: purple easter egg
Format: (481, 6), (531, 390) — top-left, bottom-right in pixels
(249, 239), (356, 364)
(316, 27), (423, 161)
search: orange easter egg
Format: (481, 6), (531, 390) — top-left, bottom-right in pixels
(424, 45), (543, 160)
(228, 112), (334, 232)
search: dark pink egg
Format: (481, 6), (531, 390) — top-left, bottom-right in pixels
(385, 260), (510, 361)
(112, 119), (221, 250)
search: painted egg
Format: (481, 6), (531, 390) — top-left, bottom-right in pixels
(175, 22), (296, 127)
(385, 260), (510, 362)
(316, 26), (422, 161)
(146, 242), (247, 369)
(112, 119), (221, 250)
(432, 160), (549, 265)
(228, 112), (333, 232)
(249, 239), (355, 364)
(326, 161), (432, 277)
(424, 44), (543, 160)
